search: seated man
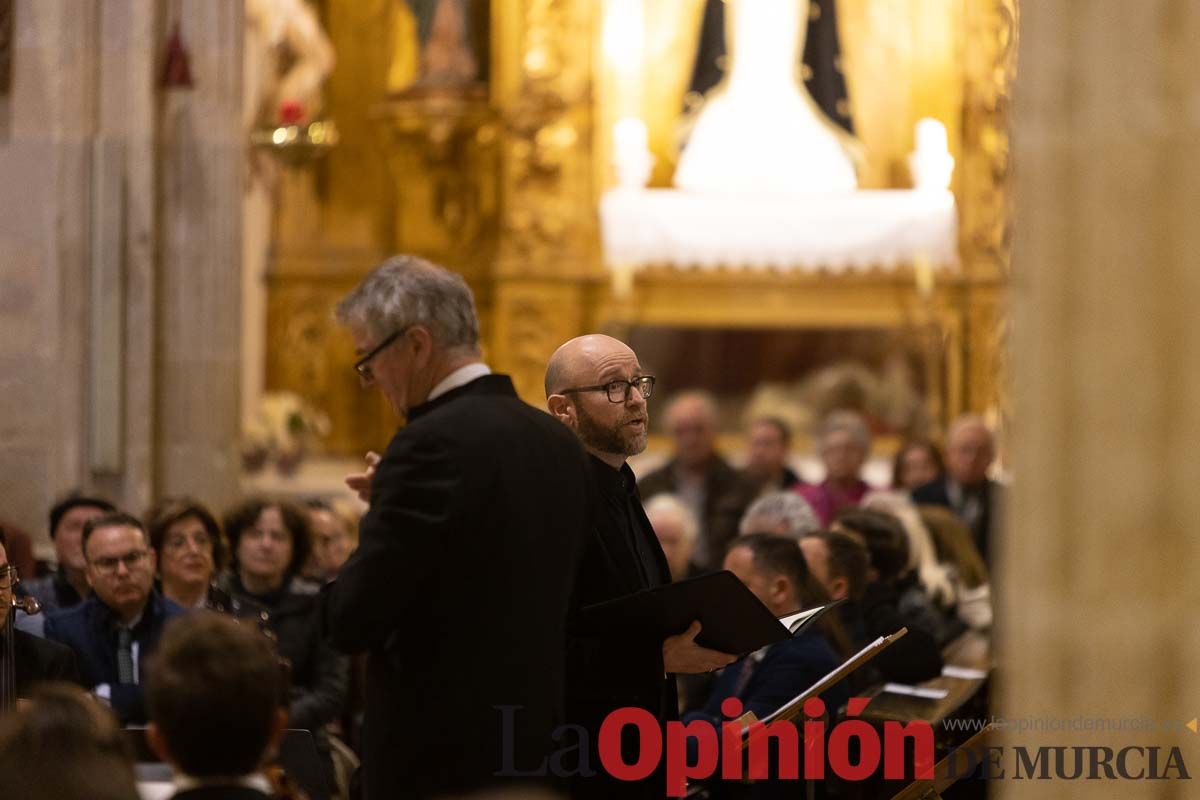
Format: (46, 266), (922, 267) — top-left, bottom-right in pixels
(644, 493), (700, 582)
(20, 493), (116, 614)
(684, 535), (850, 796)
(0, 530), (79, 704)
(45, 511), (185, 724)
(743, 416), (804, 492)
(146, 613), (288, 800)
(739, 491), (821, 540)
(639, 391), (758, 572)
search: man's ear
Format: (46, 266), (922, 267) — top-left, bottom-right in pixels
(146, 722), (174, 766)
(830, 576), (849, 601)
(772, 576), (792, 608)
(546, 394), (576, 427)
(408, 325), (435, 368)
(261, 707), (290, 763)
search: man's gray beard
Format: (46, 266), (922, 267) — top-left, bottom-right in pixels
(576, 402), (646, 459)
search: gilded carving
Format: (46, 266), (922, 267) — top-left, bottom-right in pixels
(495, 0), (598, 277)
(960, 0), (1018, 280)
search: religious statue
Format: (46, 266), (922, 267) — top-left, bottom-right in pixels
(242, 0), (335, 432)
(675, 0), (859, 193)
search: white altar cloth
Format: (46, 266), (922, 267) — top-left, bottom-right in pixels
(599, 188), (958, 273)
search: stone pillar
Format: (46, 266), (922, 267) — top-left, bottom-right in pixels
(0, 0), (243, 548)
(997, 1), (1200, 796)
(156, 0), (244, 510)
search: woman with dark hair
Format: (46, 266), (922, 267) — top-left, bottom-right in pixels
(145, 498), (236, 612)
(219, 497), (349, 791)
(892, 438), (945, 492)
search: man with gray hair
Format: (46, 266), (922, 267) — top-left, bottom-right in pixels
(738, 491), (821, 540)
(643, 493), (699, 581)
(322, 256), (593, 799)
(798, 409), (875, 526)
(912, 413), (1003, 565)
(637, 391), (758, 572)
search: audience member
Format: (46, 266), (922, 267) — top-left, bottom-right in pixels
(797, 410), (874, 526)
(644, 493), (699, 582)
(0, 682), (139, 800)
(892, 438), (945, 492)
(547, 335), (735, 800)
(917, 505), (992, 630)
(0, 519), (36, 588)
(912, 414), (1003, 564)
(799, 528), (869, 605)
(743, 416), (804, 492)
(221, 496), (348, 787)
(738, 490), (821, 540)
(831, 509), (943, 684)
(44, 511), (185, 724)
(684, 534), (850, 798)
(0, 530), (79, 703)
(861, 491), (958, 623)
(638, 391), (757, 572)
(21, 493), (116, 614)
(146, 613), (289, 800)
(146, 498), (242, 613)
(301, 499), (357, 584)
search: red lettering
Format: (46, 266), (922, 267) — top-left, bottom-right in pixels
(665, 720), (719, 797)
(803, 696), (827, 780)
(828, 698), (881, 781)
(883, 721), (935, 780)
(598, 707), (661, 783)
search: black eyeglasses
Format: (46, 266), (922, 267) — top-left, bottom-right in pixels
(353, 326), (411, 381)
(560, 376), (656, 403)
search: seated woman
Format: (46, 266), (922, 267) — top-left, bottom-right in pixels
(146, 497), (262, 618)
(219, 497), (349, 788)
(892, 439), (945, 493)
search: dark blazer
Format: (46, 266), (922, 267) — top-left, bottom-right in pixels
(839, 583), (943, 688)
(567, 456), (676, 799)
(322, 374), (591, 800)
(638, 454), (759, 572)
(911, 477), (1003, 565)
(43, 591), (185, 724)
(3, 625), (81, 696)
(170, 787), (273, 800)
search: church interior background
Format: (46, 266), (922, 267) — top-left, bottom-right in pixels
(5, 2), (1200, 796)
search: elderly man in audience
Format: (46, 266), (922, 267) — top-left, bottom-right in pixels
(912, 414), (1003, 565)
(301, 499), (357, 585)
(738, 490), (821, 540)
(20, 493), (116, 614)
(44, 511), (185, 724)
(644, 493), (700, 582)
(742, 416), (804, 492)
(828, 510), (944, 685)
(638, 391), (758, 572)
(146, 613), (289, 800)
(0, 529), (79, 705)
(797, 410), (875, 526)
(547, 334), (736, 799)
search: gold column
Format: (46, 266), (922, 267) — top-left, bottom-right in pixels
(489, 0), (602, 403)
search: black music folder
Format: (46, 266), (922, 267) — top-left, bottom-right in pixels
(577, 570), (844, 655)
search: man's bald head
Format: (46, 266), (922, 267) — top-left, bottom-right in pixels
(545, 334), (650, 467)
(545, 334), (635, 397)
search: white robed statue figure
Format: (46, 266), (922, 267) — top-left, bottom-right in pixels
(674, 0), (858, 194)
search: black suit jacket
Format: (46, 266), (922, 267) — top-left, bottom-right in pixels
(911, 477), (1003, 565)
(322, 374), (591, 800)
(567, 456), (675, 799)
(637, 455), (758, 572)
(170, 787), (273, 800)
(3, 626), (80, 697)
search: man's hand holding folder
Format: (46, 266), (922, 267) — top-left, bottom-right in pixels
(663, 620), (738, 674)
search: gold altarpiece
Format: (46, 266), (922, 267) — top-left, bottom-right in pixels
(265, 0), (1017, 457)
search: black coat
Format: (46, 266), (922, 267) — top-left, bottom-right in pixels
(322, 374), (591, 800)
(566, 456), (675, 799)
(2, 625), (80, 697)
(911, 477), (1003, 566)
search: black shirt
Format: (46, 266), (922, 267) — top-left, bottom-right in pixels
(590, 456), (666, 590)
